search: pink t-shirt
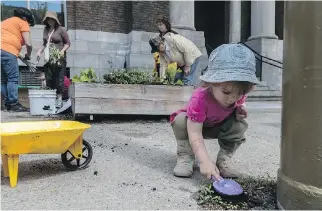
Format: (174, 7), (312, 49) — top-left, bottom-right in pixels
(170, 87), (247, 127)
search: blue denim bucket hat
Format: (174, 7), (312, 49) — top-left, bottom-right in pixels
(200, 43), (260, 85)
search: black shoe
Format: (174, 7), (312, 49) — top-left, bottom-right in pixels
(9, 103), (29, 112)
(1, 104), (11, 111)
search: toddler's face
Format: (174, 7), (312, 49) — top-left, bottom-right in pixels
(158, 42), (165, 52)
(210, 82), (244, 108)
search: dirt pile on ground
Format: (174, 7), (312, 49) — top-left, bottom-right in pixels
(197, 177), (277, 210)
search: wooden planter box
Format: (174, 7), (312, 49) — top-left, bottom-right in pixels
(69, 83), (194, 116)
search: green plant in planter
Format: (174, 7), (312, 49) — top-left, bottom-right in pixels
(165, 66), (177, 85)
(72, 67), (97, 83)
(103, 67), (186, 85)
(103, 68), (157, 85)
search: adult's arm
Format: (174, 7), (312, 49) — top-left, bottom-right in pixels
(60, 27), (71, 53)
(19, 19), (32, 59)
(21, 31), (32, 59)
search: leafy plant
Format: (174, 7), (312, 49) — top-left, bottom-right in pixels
(104, 68), (161, 85)
(175, 79), (184, 86)
(48, 46), (63, 66)
(103, 66), (187, 86)
(168, 62), (177, 70)
(72, 67), (97, 83)
(165, 65), (177, 85)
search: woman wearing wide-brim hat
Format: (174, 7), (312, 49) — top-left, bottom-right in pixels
(37, 11), (71, 108)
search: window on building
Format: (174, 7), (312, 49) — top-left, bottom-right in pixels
(1, 0), (66, 27)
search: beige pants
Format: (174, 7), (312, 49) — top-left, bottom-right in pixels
(171, 112), (248, 155)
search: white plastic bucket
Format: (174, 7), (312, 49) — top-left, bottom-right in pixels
(28, 89), (57, 115)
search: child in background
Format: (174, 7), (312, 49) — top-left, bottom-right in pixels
(62, 75), (71, 100)
(169, 43), (259, 180)
(153, 52), (161, 78)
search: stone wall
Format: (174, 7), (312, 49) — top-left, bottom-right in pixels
(66, 1), (169, 34)
(67, 1), (132, 33)
(24, 26), (207, 82)
(131, 1), (170, 32)
(66, 29), (130, 79)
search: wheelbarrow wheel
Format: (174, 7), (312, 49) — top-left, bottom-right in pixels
(61, 140), (93, 171)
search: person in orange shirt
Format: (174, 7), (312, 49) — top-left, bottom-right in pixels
(1, 8), (34, 112)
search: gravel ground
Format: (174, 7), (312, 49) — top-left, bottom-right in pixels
(1, 101), (281, 210)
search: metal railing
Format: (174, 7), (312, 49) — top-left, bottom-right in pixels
(238, 42), (283, 81)
(19, 66), (71, 87)
(204, 42), (283, 81)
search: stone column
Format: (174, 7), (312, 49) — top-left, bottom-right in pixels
(229, 0), (241, 43)
(277, 1), (322, 210)
(170, 1), (195, 31)
(248, 1), (278, 40)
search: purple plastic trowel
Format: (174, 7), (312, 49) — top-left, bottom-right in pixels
(211, 176), (244, 196)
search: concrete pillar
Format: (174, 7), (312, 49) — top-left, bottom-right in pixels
(248, 1), (278, 40)
(229, 0), (241, 43)
(277, 1), (322, 210)
(170, 1), (195, 31)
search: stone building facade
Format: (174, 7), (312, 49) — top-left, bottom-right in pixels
(15, 1), (284, 90)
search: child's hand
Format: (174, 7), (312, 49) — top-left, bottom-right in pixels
(199, 159), (221, 181)
(236, 105), (248, 121)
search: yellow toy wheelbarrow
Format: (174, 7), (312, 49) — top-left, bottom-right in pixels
(1, 120), (93, 188)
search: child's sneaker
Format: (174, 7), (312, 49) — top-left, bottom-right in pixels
(173, 154), (195, 177)
(216, 150), (242, 178)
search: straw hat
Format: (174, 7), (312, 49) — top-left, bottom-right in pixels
(42, 11), (61, 25)
(200, 43), (260, 85)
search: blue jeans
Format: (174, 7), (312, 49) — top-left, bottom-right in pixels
(183, 56), (201, 86)
(1, 50), (19, 105)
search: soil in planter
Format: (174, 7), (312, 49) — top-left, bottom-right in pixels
(197, 176), (277, 210)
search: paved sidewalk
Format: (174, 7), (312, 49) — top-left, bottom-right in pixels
(1, 101), (281, 210)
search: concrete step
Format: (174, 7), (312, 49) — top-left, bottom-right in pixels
(246, 101), (281, 109)
(254, 86), (270, 91)
(248, 90), (281, 97)
(258, 81), (268, 86)
(247, 82), (282, 101)
(246, 96), (281, 102)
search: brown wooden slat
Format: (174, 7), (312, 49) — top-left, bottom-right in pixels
(73, 97), (187, 115)
(71, 83), (194, 101)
